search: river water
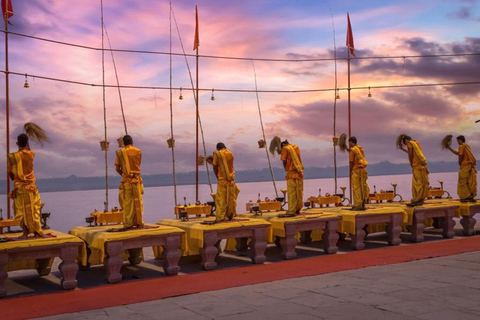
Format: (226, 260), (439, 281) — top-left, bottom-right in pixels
(3, 172), (462, 233)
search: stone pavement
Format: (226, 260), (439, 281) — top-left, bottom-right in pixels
(37, 250), (480, 320)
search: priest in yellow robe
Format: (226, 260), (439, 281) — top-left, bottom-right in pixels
(448, 135), (477, 202)
(115, 135), (144, 228)
(281, 140), (304, 215)
(212, 142), (240, 222)
(348, 137), (370, 210)
(7, 134), (44, 238)
(400, 135), (429, 205)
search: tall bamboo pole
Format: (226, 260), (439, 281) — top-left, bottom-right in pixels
(4, 9), (10, 219)
(100, 0), (109, 211)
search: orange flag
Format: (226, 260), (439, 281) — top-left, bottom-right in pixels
(193, 6), (199, 51)
(346, 13), (355, 57)
(2, 0), (13, 23)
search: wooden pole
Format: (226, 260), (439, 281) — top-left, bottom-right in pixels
(101, 0), (109, 211)
(195, 46), (199, 202)
(4, 13), (10, 219)
(347, 48), (352, 202)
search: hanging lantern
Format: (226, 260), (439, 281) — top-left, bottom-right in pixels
(100, 140), (110, 151)
(167, 137), (175, 148)
(332, 135), (339, 146)
(335, 88), (340, 100)
(117, 136), (124, 147)
(24, 74), (29, 88)
(197, 155), (205, 166)
(258, 139), (266, 148)
(368, 86), (372, 98)
(211, 88), (215, 101)
(179, 87), (184, 100)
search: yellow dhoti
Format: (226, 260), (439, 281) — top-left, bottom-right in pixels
(119, 176), (144, 228)
(11, 183), (43, 234)
(352, 168), (369, 209)
(287, 178), (303, 214)
(215, 180), (240, 221)
(412, 166), (429, 203)
(458, 165), (477, 199)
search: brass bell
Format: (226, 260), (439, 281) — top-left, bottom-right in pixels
(179, 87), (183, 100)
(368, 86), (372, 98)
(24, 74), (29, 88)
(335, 88), (340, 100)
(211, 88), (215, 101)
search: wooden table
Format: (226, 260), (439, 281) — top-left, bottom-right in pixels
(0, 230), (84, 297)
(69, 224), (184, 284)
(237, 212), (341, 260)
(408, 205), (457, 242)
(319, 207), (406, 250)
(158, 218), (270, 270)
(456, 203), (480, 236)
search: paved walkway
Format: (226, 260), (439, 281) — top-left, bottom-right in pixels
(37, 250), (480, 320)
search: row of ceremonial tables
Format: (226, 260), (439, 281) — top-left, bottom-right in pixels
(0, 200), (479, 297)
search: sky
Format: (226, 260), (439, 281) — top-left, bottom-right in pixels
(0, 0), (479, 180)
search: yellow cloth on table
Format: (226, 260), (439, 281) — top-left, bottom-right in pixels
(7, 150), (43, 235)
(281, 145), (304, 214)
(115, 145), (144, 228)
(91, 211), (123, 224)
(320, 207), (408, 236)
(158, 217), (270, 256)
(424, 199), (477, 218)
(68, 224), (183, 265)
(0, 230), (86, 272)
(458, 144), (477, 199)
(213, 149), (240, 221)
(407, 140), (429, 203)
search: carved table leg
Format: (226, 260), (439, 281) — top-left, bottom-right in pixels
(460, 215), (476, 236)
(235, 237), (249, 252)
(0, 253), (8, 297)
(250, 228), (267, 264)
(442, 210), (455, 239)
(104, 241), (124, 284)
(386, 213), (402, 246)
(162, 235), (181, 275)
(36, 258), (52, 276)
(351, 217), (366, 250)
(322, 221), (339, 254)
(200, 231), (218, 270)
(410, 212), (425, 243)
(299, 230), (312, 244)
(59, 245), (79, 290)
(128, 248), (143, 265)
(280, 225), (298, 260)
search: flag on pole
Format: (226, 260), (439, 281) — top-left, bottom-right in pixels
(346, 13), (355, 57)
(193, 5), (199, 51)
(2, 0), (13, 23)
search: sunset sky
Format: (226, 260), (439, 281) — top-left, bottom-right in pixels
(0, 0), (479, 180)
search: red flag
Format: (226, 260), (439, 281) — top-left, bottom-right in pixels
(2, 0), (13, 22)
(346, 13), (355, 57)
(193, 6), (199, 51)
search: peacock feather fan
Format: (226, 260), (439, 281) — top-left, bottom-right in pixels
(338, 133), (348, 152)
(269, 136), (282, 156)
(24, 122), (49, 147)
(441, 134), (453, 150)
(395, 133), (407, 150)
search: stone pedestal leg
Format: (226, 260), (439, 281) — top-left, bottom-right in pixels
(36, 258), (52, 276)
(162, 235), (181, 275)
(386, 213), (402, 246)
(280, 225), (298, 260)
(410, 212), (425, 243)
(460, 215), (476, 236)
(59, 246), (80, 290)
(299, 231), (312, 244)
(235, 237), (249, 252)
(200, 232), (218, 270)
(442, 210), (455, 239)
(128, 248), (143, 265)
(322, 221), (339, 254)
(250, 228), (267, 264)
(0, 253), (8, 297)
(351, 217), (366, 250)
(104, 241), (124, 284)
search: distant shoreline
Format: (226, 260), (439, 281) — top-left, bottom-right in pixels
(0, 160), (459, 195)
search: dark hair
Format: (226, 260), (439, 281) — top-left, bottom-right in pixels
(456, 135), (466, 142)
(348, 136), (357, 144)
(216, 142), (226, 150)
(123, 135), (133, 145)
(403, 135), (412, 143)
(17, 133), (29, 148)
(281, 140), (289, 147)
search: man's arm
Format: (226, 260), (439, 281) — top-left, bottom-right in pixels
(115, 165), (123, 176)
(448, 147), (459, 156)
(400, 146), (408, 153)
